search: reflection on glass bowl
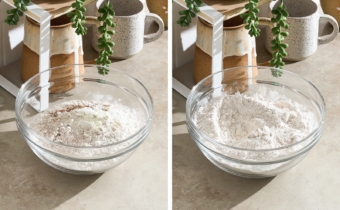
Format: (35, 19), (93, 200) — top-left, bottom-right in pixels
(16, 64), (153, 175)
(186, 66), (325, 178)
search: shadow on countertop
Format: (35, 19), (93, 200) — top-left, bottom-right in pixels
(172, 132), (274, 210)
(0, 88), (16, 114)
(0, 130), (101, 209)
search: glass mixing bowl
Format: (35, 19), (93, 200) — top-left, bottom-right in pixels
(186, 66), (326, 178)
(16, 65), (153, 175)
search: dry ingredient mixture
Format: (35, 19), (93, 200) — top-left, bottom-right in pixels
(193, 88), (318, 175)
(194, 90), (317, 150)
(32, 100), (141, 147)
(29, 100), (143, 172)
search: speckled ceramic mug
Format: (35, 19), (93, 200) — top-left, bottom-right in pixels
(265, 0), (339, 61)
(92, 0), (164, 59)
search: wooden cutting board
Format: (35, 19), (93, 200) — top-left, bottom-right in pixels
(176, 0), (271, 20)
(4, 0), (96, 20)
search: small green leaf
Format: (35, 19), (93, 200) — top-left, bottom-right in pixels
(271, 45), (279, 51)
(240, 13), (248, 19)
(270, 60), (276, 66)
(13, 14), (19, 22)
(67, 12), (74, 17)
(17, 10), (23, 16)
(14, 2), (21, 8)
(187, 3), (194, 10)
(190, 11), (196, 18)
(280, 31), (288, 37)
(281, 43), (288, 48)
(6, 9), (15, 14)
(179, 10), (187, 15)
(284, 22), (289, 29)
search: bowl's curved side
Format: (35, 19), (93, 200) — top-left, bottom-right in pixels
(15, 64), (154, 174)
(186, 66), (326, 178)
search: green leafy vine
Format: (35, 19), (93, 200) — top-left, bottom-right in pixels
(177, 0), (202, 27)
(269, 0), (289, 77)
(239, 0), (289, 77)
(4, 0), (30, 25)
(4, 0), (116, 75)
(239, 0), (260, 37)
(67, 0), (87, 36)
(177, 0), (290, 77)
(96, 0), (116, 75)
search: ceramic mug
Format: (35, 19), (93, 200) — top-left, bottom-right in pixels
(194, 16), (272, 84)
(265, 0), (339, 61)
(92, 0), (164, 59)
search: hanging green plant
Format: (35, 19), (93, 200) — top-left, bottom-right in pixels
(96, 0), (116, 75)
(177, 0), (203, 27)
(239, 0), (260, 37)
(177, 0), (290, 77)
(4, 0), (30, 25)
(4, 0), (116, 75)
(67, 0), (87, 36)
(269, 0), (289, 77)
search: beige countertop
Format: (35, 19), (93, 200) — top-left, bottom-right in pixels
(173, 32), (340, 209)
(0, 27), (168, 209)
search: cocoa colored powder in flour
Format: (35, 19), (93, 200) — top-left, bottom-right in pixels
(31, 100), (142, 147)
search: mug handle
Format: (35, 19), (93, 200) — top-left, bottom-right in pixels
(318, 14), (339, 45)
(144, 13), (164, 44)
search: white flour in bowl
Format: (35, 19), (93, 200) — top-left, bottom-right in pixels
(28, 100), (144, 172)
(194, 91), (316, 150)
(193, 88), (318, 176)
(31, 100), (141, 146)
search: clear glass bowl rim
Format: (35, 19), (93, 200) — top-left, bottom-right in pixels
(186, 66), (326, 152)
(15, 64), (154, 149)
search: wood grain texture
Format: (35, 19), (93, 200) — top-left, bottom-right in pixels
(4, 0), (96, 19)
(176, 0), (271, 21)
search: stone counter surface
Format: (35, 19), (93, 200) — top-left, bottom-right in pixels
(173, 34), (340, 209)
(0, 30), (168, 209)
